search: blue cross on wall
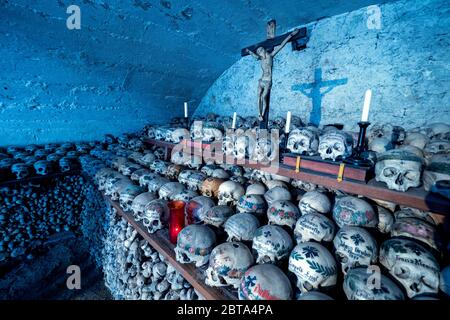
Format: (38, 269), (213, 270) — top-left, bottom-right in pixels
(292, 68), (348, 126)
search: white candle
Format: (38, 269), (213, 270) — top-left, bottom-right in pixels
(184, 102), (188, 118)
(232, 112), (237, 129)
(361, 89), (372, 122)
(285, 111), (292, 133)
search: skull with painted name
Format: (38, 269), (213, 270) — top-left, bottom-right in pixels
(252, 225), (293, 264)
(175, 224), (217, 267)
(379, 238), (440, 298)
(205, 242), (254, 289)
(333, 226), (378, 274)
(294, 213), (336, 244)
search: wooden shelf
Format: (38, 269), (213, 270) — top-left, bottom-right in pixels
(105, 196), (237, 300)
(143, 138), (450, 216)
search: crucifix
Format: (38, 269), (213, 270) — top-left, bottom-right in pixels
(242, 20), (308, 129)
(292, 68), (348, 126)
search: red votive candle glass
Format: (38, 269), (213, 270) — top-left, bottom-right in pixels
(168, 200), (186, 244)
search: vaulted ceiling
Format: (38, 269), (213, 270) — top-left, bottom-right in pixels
(2, 0), (396, 117)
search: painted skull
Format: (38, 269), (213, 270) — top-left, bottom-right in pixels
(138, 152), (156, 167)
(146, 176), (170, 193)
(332, 196), (378, 228)
(239, 264), (292, 300)
(294, 213), (336, 244)
(224, 213), (260, 242)
(149, 159), (170, 176)
(318, 130), (353, 161)
(205, 242), (254, 289)
(267, 200), (301, 230)
(379, 238), (440, 298)
(199, 205), (234, 228)
(186, 171), (207, 191)
(298, 191), (331, 215)
(166, 164), (185, 180)
(175, 224), (217, 267)
(218, 181), (245, 206)
(252, 225), (293, 265)
(142, 199), (170, 233)
(288, 242), (338, 293)
(178, 169), (195, 185)
(130, 168), (151, 182)
(236, 194), (267, 218)
(287, 127), (319, 155)
(333, 226), (378, 274)
(375, 149), (424, 192)
(131, 192), (158, 220)
(172, 189), (199, 202)
(159, 182), (186, 200)
(391, 217), (440, 252)
(343, 267), (405, 300)
(137, 172), (158, 189)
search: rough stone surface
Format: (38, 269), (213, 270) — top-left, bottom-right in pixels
(0, 0), (393, 145)
(196, 0), (450, 131)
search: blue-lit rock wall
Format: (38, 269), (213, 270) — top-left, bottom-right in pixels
(195, 0), (450, 131)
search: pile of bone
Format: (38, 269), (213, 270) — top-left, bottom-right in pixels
(102, 207), (198, 300)
(85, 132), (450, 300)
(0, 175), (87, 263)
(0, 142), (95, 182)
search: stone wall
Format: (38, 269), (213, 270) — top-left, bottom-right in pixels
(195, 0), (450, 131)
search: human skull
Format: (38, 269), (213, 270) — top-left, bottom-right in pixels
(252, 225), (293, 265)
(111, 156), (128, 170)
(186, 172), (207, 191)
(264, 186), (292, 205)
(130, 168), (151, 182)
(146, 176), (170, 193)
(424, 139), (450, 159)
(172, 189), (199, 203)
(375, 150), (424, 192)
(333, 226), (378, 274)
(205, 242), (254, 289)
(394, 208), (436, 225)
(246, 182), (266, 196)
(238, 264), (292, 300)
(159, 182), (186, 200)
(11, 163), (32, 179)
(149, 160), (169, 176)
(138, 153), (156, 167)
(368, 137), (394, 154)
(224, 213), (260, 242)
(318, 130), (353, 161)
(288, 242), (338, 293)
(343, 267), (405, 300)
(267, 200), (301, 230)
(138, 172), (159, 189)
(184, 154), (203, 170)
(368, 123), (405, 144)
(185, 196), (215, 225)
(332, 196), (377, 228)
(234, 135), (254, 160)
(427, 123), (450, 140)
(222, 134), (236, 157)
(58, 157), (79, 172)
(251, 136), (278, 163)
(287, 127), (319, 155)
(33, 160), (54, 176)
(175, 225), (217, 267)
(379, 238), (440, 298)
(199, 205), (234, 228)
(294, 213), (336, 244)
(218, 181), (245, 206)
(178, 169), (195, 185)
(131, 192), (158, 220)
(264, 179), (288, 190)
(404, 132), (429, 150)
(236, 194), (267, 218)
(166, 164), (185, 180)
(199, 177), (224, 198)
(170, 150), (189, 166)
(422, 154), (450, 191)
(171, 128), (189, 144)
(391, 217), (440, 252)
(142, 199), (170, 233)
(298, 191), (331, 215)
(119, 184), (145, 212)
(190, 121), (203, 140)
(202, 122), (224, 142)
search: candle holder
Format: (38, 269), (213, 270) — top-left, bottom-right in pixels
(344, 121), (373, 168)
(168, 200), (186, 244)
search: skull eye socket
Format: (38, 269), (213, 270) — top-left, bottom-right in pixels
(382, 167), (398, 177)
(404, 170), (419, 181)
(334, 143), (343, 152)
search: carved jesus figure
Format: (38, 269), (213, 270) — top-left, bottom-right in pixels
(246, 29), (299, 123)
